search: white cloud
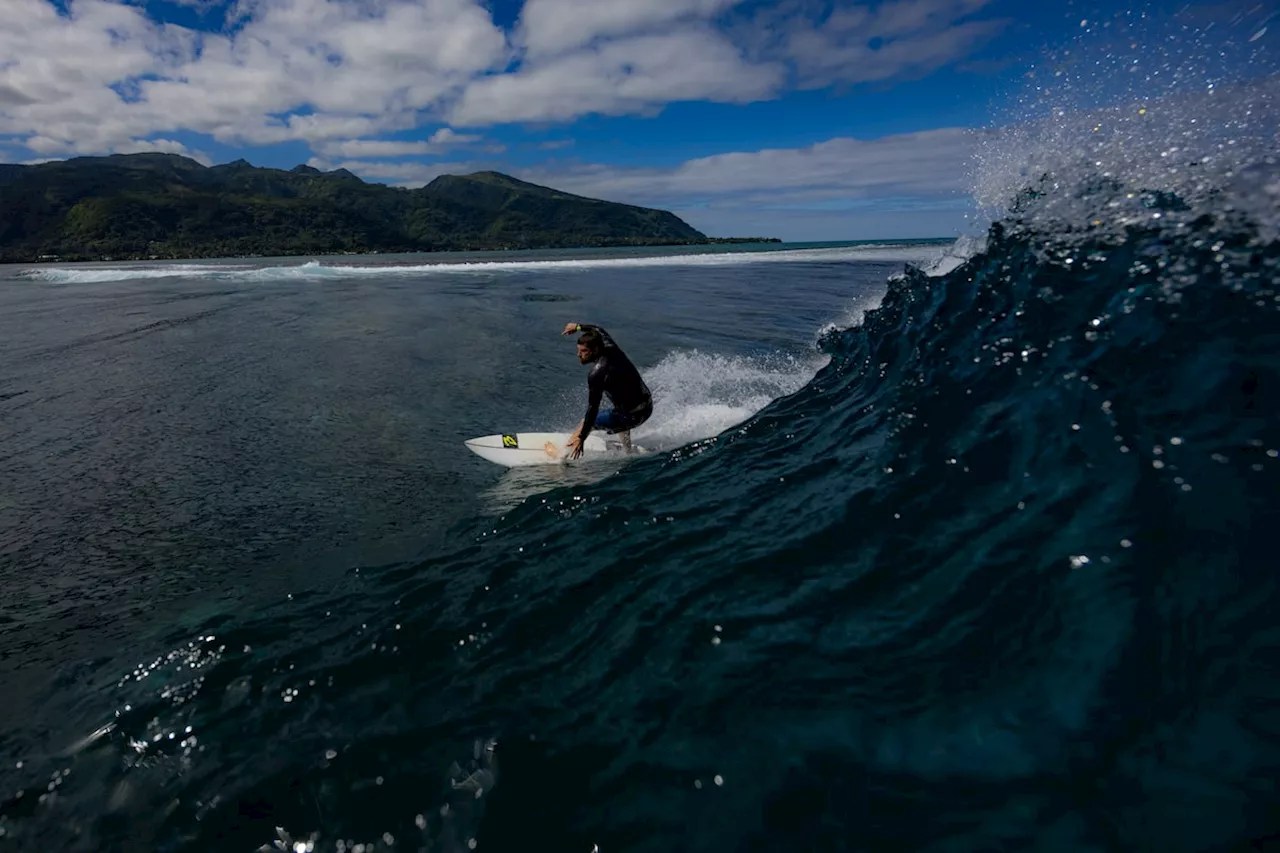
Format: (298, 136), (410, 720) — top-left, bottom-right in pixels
(674, 204), (972, 241)
(313, 127), (483, 159)
(516, 128), (983, 210)
(116, 137), (214, 165)
(515, 0), (743, 57)
(740, 0), (1005, 90)
(450, 27), (783, 125)
(0, 0), (510, 153)
(0, 0), (1005, 159)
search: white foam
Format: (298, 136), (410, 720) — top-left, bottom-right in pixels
(619, 348), (829, 449)
(814, 285), (892, 342)
(16, 243), (948, 285)
(919, 233), (987, 278)
(14, 263), (256, 283)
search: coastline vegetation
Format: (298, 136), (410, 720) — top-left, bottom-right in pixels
(0, 153), (780, 263)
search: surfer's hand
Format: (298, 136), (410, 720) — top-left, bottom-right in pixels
(567, 436), (584, 459)
(562, 322), (579, 336)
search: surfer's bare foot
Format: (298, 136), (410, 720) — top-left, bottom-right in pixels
(544, 441), (559, 457)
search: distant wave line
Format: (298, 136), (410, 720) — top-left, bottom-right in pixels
(15, 243), (951, 284)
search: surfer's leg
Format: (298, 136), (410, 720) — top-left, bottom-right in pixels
(620, 430), (632, 453)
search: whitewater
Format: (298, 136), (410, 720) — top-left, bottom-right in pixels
(12, 241), (945, 284)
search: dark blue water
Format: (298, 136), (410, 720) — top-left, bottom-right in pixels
(3, 78), (1280, 853)
(0, 241), (949, 850)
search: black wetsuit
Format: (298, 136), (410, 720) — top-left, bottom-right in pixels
(578, 324), (653, 440)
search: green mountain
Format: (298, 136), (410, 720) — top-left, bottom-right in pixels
(0, 153), (763, 263)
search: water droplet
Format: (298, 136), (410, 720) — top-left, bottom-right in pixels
(1070, 555), (1090, 569)
(714, 775), (724, 786)
(1170, 436), (1183, 445)
(694, 779), (703, 789)
(325, 749), (337, 760)
(1120, 539), (1133, 548)
(415, 814), (427, 830)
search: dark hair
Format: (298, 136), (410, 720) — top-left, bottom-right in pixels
(577, 330), (603, 353)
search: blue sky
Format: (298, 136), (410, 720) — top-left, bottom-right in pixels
(1, 0), (1275, 239)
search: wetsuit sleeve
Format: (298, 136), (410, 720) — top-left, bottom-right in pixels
(575, 323), (616, 349)
(580, 361), (607, 441)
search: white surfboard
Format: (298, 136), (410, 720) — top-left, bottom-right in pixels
(464, 431), (612, 467)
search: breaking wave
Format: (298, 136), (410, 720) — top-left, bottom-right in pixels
(13, 243), (948, 285)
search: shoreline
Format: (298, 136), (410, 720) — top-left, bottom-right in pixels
(2, 237), (956, 268)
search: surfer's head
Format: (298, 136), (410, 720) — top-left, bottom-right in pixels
(577, 330), (603, 363)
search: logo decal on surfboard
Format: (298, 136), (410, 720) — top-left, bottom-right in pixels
(501, 434), (518, 448)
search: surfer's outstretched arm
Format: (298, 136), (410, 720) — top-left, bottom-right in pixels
(561, 322), (616, 348)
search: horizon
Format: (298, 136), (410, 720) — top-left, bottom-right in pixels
(1, 0), (1275, 241)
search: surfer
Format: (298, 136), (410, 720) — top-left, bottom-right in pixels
(561, 322), (653, 459)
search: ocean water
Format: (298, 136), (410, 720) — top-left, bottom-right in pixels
(4, 36), (1280, 853)
(0, 238), (946, 850)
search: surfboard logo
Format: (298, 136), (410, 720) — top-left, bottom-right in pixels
(502, 434), (518, 448)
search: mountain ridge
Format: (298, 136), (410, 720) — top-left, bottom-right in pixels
(0, 153), (776, 263)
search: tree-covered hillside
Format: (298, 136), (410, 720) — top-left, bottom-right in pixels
(0, 153), (766, 262)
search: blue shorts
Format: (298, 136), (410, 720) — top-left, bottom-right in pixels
(594, 402), (652, 434)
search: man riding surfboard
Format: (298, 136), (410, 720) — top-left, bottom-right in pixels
(561, 322), (653, 460)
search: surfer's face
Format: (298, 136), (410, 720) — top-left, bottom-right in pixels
(577, 342), (598, 363)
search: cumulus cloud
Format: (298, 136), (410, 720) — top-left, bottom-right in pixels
(449, 0), (1006, 126)
(0, 0), (510, 154)
(516, 128), (983, 210)
(0, 0), (1005, 159)
(449, 27), (783, 125)
(515, 0), (744, 57)
(313, 128), (483, 159)
(738, 0), (1006, 90)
